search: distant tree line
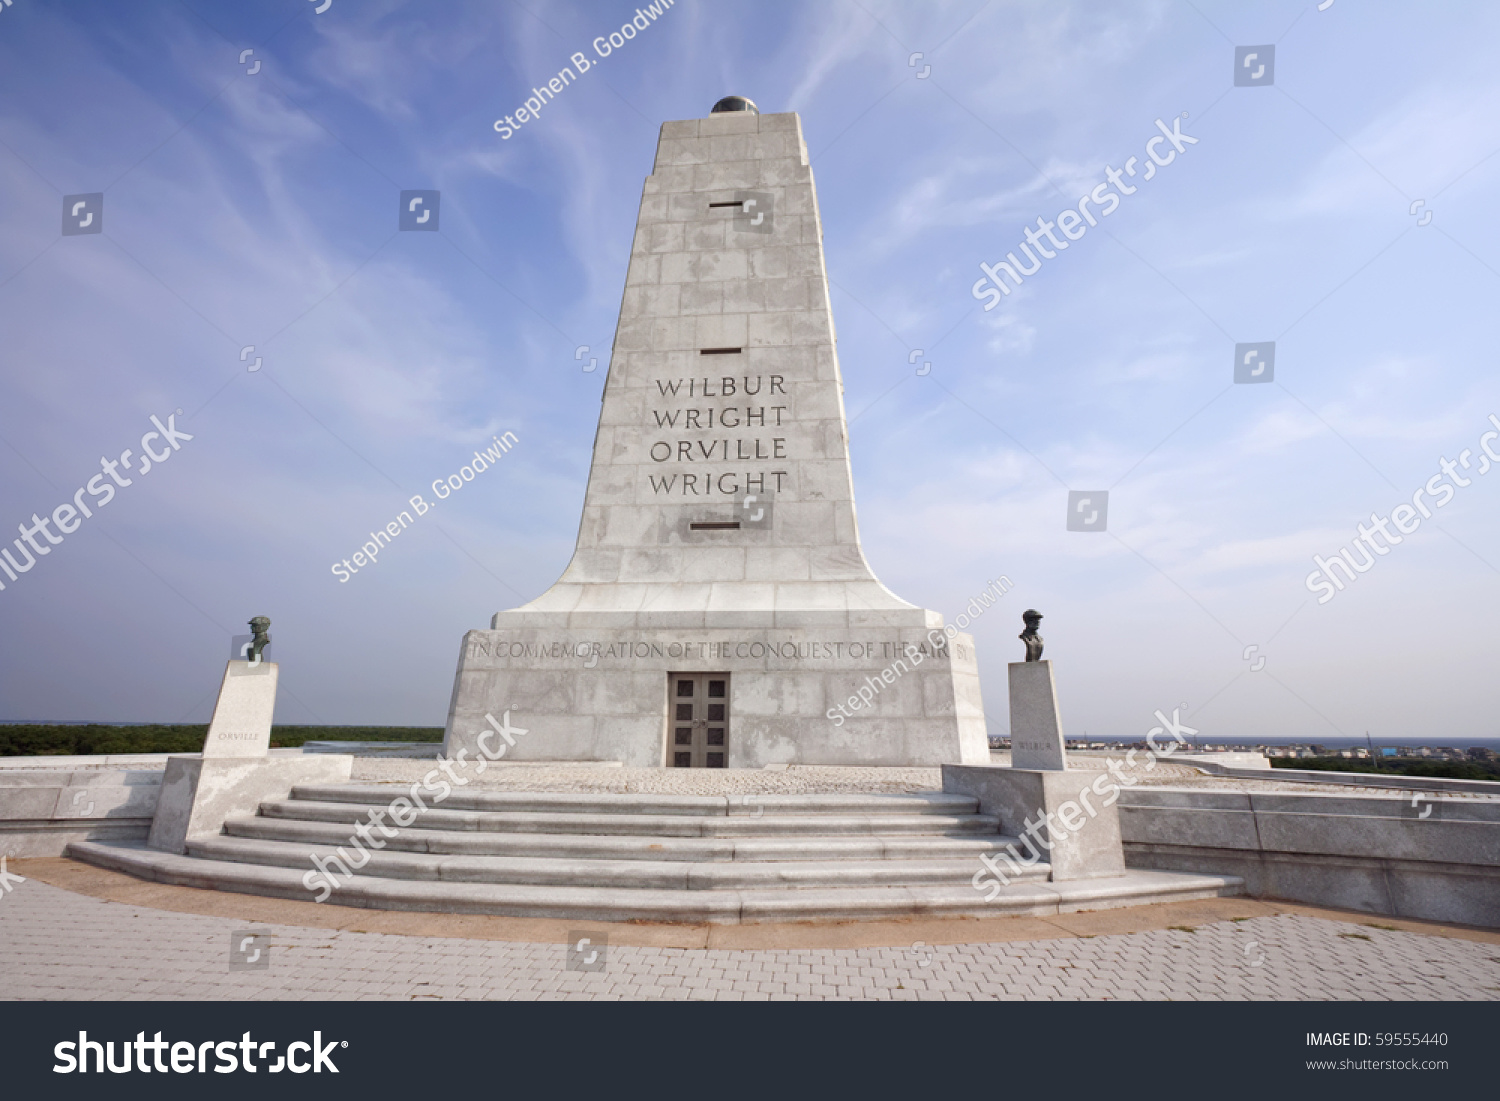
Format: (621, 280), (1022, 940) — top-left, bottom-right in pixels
(0, 725), (445, 756)
(1271, 756), (1500, 782)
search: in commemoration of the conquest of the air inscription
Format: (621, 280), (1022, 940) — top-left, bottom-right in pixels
(465, 635), (968, 665)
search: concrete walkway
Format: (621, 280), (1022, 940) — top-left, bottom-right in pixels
(2, 858), (1496, 1001)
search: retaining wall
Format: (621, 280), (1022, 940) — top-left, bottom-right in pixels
(1118, 786), (1500, 927)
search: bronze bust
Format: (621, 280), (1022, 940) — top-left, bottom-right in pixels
(246, 617), (271, 663)
(1019, 610), (1043, 662)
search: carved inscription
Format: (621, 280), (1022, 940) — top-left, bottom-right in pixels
(464, 636), (967, 664)
(648, 376), (790, 495)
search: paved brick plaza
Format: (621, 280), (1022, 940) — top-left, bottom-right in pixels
(3, 869), (1496, 1001)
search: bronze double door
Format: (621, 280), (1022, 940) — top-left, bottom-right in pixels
(669, 673), (729, 768)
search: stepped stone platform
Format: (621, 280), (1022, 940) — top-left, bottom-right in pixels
(67, 783), (1242, 924)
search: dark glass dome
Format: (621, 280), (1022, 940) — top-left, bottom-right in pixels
(710, 96), (758, 115)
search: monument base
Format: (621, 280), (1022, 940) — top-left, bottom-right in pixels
(445, 621), (989, 767)
(942, 764), (1126, 881)
(147, 754), (354, 854)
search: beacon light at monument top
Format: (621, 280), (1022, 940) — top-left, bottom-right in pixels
(442, 97), (990, 768)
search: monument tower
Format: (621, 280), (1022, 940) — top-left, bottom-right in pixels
(443, 97), (988, 767)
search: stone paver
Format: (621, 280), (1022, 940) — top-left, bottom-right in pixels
(2, 877), (1496, 1001)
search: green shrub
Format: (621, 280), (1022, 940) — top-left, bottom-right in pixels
(1270, 756), (1500, 781)
(0, 725), (444, 757)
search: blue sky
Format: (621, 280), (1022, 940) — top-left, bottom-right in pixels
(1, 0), (1496, 743)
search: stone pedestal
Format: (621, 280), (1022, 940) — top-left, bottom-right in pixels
(148, 656), (352, 854)
(201, 660), (278, 758)
(942, 764), (1126, 881)
(446, 623), (987, 767)
(1008, 660), (1066, 770)
(148, 755), (354, 854)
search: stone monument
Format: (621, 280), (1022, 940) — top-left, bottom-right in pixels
(443, 97), (989, 768)
(149, 618), (351, 853)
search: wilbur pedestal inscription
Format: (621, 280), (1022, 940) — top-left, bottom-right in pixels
(443, 97), (988, 768)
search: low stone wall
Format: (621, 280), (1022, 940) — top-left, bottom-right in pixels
(0, 748), (317, 858)
(1119, 787), (1500, 928)
(0, 768), (161, 857)
(1177, 759), (1500, 795)
(1168, 751), (1271, 771)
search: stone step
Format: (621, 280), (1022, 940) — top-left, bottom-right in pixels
(66, 840), (1243, 924)
(287, 786), (981, 818)
(186, 835), (1051, 890)
(224, 815), (1029, 863)
(257, 800), (1002, 838)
